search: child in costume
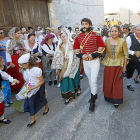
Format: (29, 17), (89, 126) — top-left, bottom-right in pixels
(0, 56), (13, 107)
(0, 67), (19, 124)
(18, 53), (49, 127)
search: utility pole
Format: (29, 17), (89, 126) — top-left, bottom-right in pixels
(129, 9), (130, 24)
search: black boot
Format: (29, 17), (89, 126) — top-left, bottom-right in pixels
(49, 80), (52, 86)
(88, 94), (97, 103)
(54, 79), (57, 85)
(89, 94), (95, 112)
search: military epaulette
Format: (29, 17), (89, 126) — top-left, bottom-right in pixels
(72, 34), (79, 39)
(93, 31), (101, 36)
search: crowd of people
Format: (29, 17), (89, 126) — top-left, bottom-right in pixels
(0, 18), (140, 127)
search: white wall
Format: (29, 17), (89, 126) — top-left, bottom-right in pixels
(49, 0), (104, 31)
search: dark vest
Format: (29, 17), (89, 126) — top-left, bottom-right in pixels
(42, 43), (55, 56)
(130, 34), (140, 51)
(45, 42), (55, 51)
(29, 44), (41, 59)
(129, 34), (140, 63)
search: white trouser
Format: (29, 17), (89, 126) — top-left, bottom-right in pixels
(83, 58), (100, 95)
(0, 114), (4, 120)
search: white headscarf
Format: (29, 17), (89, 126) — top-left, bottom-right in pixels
(52, 27), (80, 79)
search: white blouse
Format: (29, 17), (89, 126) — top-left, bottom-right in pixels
(27, 67), (42, 86)
(23, 69), (29, 82)
(102, 36), (107, 43)
(25, 41), (42, 62)
(126, 33), (140, 55)
(25, 41), (42, 55)
(41, 43), (56, 55)
(16, 68), (42, 99)
(0, 70), (15, 83)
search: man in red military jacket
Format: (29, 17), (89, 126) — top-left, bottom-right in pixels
(73, 18), (106, 112)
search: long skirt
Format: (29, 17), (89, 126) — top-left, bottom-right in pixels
(103, 66), (123, 104)
(1, 80), (12, 105)
(61, 67), (80, 100)
(24, 83), (47, 116)
(0, 101), (4, 116)
(0, 90), (4, 116)
(12, 99), (25, 112)
(42, 55), (56, 81)
(6, 55), (24, 92)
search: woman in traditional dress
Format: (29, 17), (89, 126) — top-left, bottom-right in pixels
(52, 28), (81, 104)
(41, 34), (57, 86)
(6, 27), (26, 92)
(25, 33), (42, 69)
(18, 53), (49, 127)
(102, 25), (129, 108)
(0, 29), (9, 66)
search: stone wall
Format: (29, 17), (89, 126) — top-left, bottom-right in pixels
(48, 0), (104, 31)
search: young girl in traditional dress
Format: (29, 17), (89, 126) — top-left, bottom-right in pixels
(0, 66), (19, 124)
(0, 56), (12, 107)
(18, 53), (49, 127)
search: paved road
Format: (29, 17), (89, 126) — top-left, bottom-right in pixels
(1, 65), (140, 140)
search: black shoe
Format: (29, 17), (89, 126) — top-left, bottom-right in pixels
(64, 99), (71, 105)
(127, 85), (134, 91)
(134, 79), (139, 84)
(49, 81), (52, 86)
(88, 94), (97, 103)
(76, 89), (81, 96)
(94, 94), (98, 100)
(43, 108), (49, 115)
(80, 75), (83, 79)
(27, 120), (36, 127)
(0, 118), (11, 124)
(54, 79), (57, 85)
(89, 94), (95, 112)
(8, 102), (13, 104)
(114, 104), (119, 108)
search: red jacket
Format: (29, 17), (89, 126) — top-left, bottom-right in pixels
(73, 31), (106, 54)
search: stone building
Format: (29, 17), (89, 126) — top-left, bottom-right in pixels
(0, 0), (104, 34)
(48, 0), (104, 31)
